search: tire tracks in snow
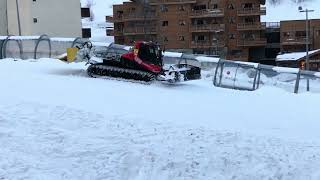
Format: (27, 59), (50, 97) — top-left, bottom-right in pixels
(0, 101), (320, 179)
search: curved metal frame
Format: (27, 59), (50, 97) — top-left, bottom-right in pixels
(1, 35), (23, 59)
(213, 59), (223, 86)
(34, 34), (52, 59)
(71, 37), (85, 47)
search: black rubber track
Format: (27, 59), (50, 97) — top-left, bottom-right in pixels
(87, 64), (156, 82)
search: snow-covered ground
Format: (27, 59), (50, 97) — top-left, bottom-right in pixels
(1, 58), (320, 179)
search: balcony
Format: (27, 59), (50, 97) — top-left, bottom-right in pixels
(281, 37), (312, 45)
(237, 22), (266, 31)
(237, 7), (266, 16)
(190, 24), (225, 32)
(149, 0), (196, 5)
(191, 40), (225, 49)
(190, 9), (224, 18)
(112, 15), (124, 22)
(123, 13), (157, 21)
(123, 27), (157, 35)
(237, 38), (267, 47)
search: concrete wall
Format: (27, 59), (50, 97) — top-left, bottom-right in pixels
(0, 0), (8, 35)
(6, 0), (81, 37)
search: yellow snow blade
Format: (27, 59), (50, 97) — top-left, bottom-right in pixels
(67, 48), (78, 63)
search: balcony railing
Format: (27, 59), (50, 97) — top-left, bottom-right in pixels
(191, 40), (225, 48)
(190, 9), (224, 18)
(281, 37), (312, 45)
(237, 38), (267, 47)
(190, 24), (225, 32)
(237, 7), (266, 16)
(123, 13), (157, 21)
(123, 27), (157, 35)
(237, 22), (266, 31)
(149, 0), (196, 5)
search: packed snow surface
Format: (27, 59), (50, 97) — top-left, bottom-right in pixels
(1, 58), (320, 179)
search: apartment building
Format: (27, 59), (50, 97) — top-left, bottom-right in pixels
(281, 19), (320, 53)
(0, 0), (82, 38)
(112, 0), (266, 61)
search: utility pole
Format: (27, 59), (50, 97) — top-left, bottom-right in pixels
(213, 30), (221, 56)
(15, 0), (22, 36)
(299, 6), (314, 91)
(143, 0), (147, 41)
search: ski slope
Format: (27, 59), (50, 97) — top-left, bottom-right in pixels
(1, 58), (320, 179)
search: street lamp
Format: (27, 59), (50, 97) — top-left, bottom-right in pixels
(299, 6), (314, 91)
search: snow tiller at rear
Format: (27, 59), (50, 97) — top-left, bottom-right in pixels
(70, 41), (201, 83)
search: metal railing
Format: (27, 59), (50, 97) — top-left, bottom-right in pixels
(190, 24), (225, 32)
(237, 6), (266, 16)
(123, 13), (157, 21)
(237, 22), (266, 30)
(123, 27), (157, 35)
(149, 0), (196, 5)
(237, 38), (267, 47)
(190, 9), (224, 18)
(191, 40), (225, 48)
(281, 37), (312, 45)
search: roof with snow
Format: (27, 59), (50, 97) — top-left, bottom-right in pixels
(276, 49), (320, 61)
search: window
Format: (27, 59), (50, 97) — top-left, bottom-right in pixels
(228, 17), (235, 24)
(81, 8), (91, 18)
(228, 4), (234, 9)
(179, 36), (185, 41)
(242, 3), (253, 9)
(82, 28), (92, 38)
(178, 5), (185, 11)
(160, 5), (168, 12)
(230, 49), (243, 55)
(164, 37), (168, 42)
(213, 4), (218, 9)
(283, 32), (291, 37)
(193, 5), (206, 11)
(179, 20), (186, 26)
(296, 31), (306, 37)
(197, 35), (205, 41)
(33, 18), (38, 23)
(196, 19), (204, 25)
(229, 33), (235, 39)
(162, 21), (168, 26)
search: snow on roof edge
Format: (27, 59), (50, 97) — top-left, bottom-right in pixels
(276, 49), (320, 62)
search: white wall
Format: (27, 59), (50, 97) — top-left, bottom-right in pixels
(31, 0), (82, 37)
(6, 0), (81, 37)
(0, 0), (8, 35)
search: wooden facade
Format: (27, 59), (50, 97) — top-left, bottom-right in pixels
(111, 0), (266, 61)
(280, 19), (320, 53)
